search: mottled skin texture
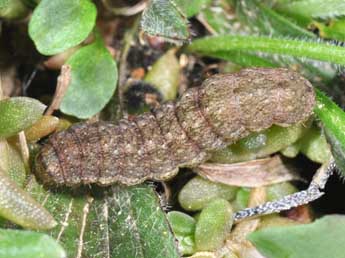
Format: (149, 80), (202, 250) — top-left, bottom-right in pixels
(35, 68), (315, 186)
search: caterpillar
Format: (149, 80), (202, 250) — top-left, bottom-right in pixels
(35, 68), (315, 186)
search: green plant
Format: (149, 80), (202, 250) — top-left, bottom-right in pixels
(1, 0), (345, 257)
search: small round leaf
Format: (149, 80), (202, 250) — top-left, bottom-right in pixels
(60, 41), (118, 119)
(29, 0), (97, 55)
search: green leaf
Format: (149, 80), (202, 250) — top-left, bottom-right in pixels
(179, 176), (238, 211)
(314, 89), (345, 174)
(141, 0), (190, 43)
(312, 19), (345, 42)
(144, 49), (180, 100)
(235, 0), (315, 38)
(0, 140), (55, 231)
(285, 125), (332, 164)
(266, 182), (297, 202)
(195, 199), (233, 251)
(0, 97), (46, 138)
(204, 51), (278, 68)
(167, 211), (196, 236)
(28, 0), (97, 55)
(0, 229), (66, 258)
(198, 4), (233, 35)
(0, 140), (26, 188)
(275, 0), (345, 20)
(167, 211), (196, 255)
(0, 140), (38, 229)
(249, 215), (345, 258)
(25, 115), (59, 142)
(60, 39), (118, 119)
(188, 35), (345, 66)
(25, 179), (179, 258)
(21, 0), (40, 9)
(0, 166), (56, 230)
(231, 187), (250, 212)
(26, 181), (90, 257)
(174, 0), (212, 18)
(211, 124), (308, 164)
(230, 0), (335, 81)
(0, 0), (29, 20)
(108, 184), (179, 258)
(175, 235), (196, 255)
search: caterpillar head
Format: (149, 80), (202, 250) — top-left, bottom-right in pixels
(200, 68), (315, 142)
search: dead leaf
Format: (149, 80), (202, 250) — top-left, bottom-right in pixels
(195, 156), (299, 187)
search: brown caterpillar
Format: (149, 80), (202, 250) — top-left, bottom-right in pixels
(35, 68), (315, 186)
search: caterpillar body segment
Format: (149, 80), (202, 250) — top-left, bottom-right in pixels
(35, 68), (315, 186)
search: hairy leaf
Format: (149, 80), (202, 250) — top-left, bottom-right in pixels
(141, 0), (190, 43)
(314, 89), (345, 174)
(25, 179), (179, 258)
(188, 35), (345, 66)
(29, 0), (96, 55)
(0, 97), (46, 138)
(108, 184), (179, 258)
(0, 166), (56, 230)
(204, 51), (278, 68)
(0, 140), (26, 185)
(0, 140), (55, 230)
(230, 0), (337, 81)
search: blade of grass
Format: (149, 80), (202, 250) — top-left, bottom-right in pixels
(187, 35), (345, 66)
(204, 50), (279, 68)
(314, 89), (345, 174)
(232, 0), (335, 82)
(275, 0), (345, 20)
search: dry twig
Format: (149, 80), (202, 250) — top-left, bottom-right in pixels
(45, 65), (71, 115)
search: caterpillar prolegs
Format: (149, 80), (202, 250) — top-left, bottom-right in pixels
(35, 68), (315, 187)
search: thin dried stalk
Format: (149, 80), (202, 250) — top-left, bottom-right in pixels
(45, 65), (71, 115)
(18, 131), (29, 171)
(188, 252), (216, 258)
(220, 187), (267, 258)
